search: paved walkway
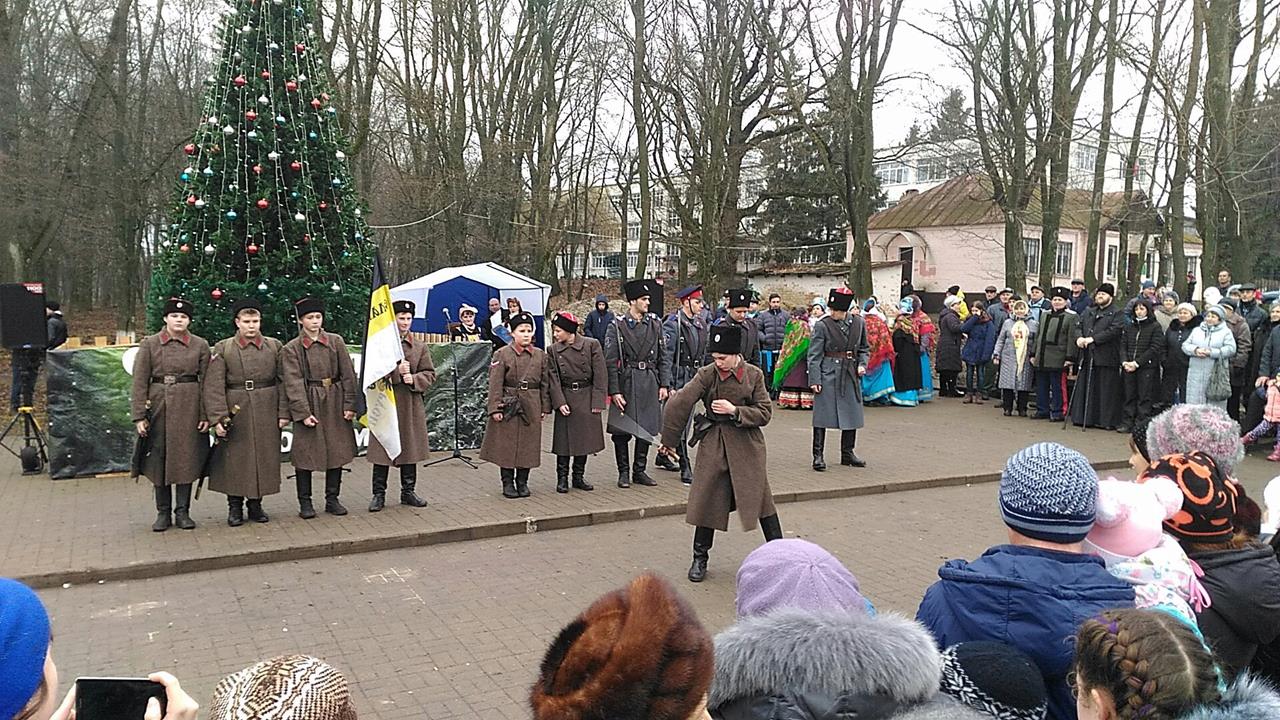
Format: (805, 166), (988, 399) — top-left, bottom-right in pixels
(8, 398), (1275, 587)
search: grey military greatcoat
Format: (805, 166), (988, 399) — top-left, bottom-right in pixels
(604, 314), (671, 438)
(806, 314), (869, 430)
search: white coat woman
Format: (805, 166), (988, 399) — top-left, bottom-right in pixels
(1182, 304), (1236, 409)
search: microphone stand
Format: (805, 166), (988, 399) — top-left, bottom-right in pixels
(425, 307), (479, 469)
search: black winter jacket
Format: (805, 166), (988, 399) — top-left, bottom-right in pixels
(1078, 301), (1123, 367)
(1188, 544), (1280, 680)
(1123, 316), (1166, 368)
(1255, 323), (1280, 381)
(1164, 317), (1202, 373)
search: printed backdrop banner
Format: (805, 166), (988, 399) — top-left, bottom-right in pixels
(45, 342), (491, 479)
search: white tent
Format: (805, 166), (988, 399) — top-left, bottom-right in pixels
(391, 262), (552, 336)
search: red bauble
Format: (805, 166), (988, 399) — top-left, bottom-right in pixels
(245, 110), (257, 121)
(302, 233), (311, 244)
(186, 195), (197, 206)
(247, 243), (260, 255)
(289, 161), (302, 171)
(285, 80), (298, 92)
(211, 288), (224, 300)
(233, 75), (247, 87)
(294, 43), (306, 53)
(256, 198), (269, 209)
(260, 70), (271, 79)
(321, 93), (331, 101)
(252, 164), (263, 175)
(318, 201), (329, 210)
(310, 98), (322, 109)
(179, 244), (190, 253)
(183, 143), (196, 155)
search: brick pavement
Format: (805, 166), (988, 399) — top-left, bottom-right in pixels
(2, 400), (1152, 587)
(36, 482), (1006, 720)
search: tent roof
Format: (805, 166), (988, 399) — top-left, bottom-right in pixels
(394, 262), (551, 293)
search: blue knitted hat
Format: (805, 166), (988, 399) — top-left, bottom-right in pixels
(0, 578), (51, 720)
(999, 443), (1098, 544)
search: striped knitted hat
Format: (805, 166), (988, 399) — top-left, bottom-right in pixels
(999, 443), (1098, 544)
(209, 655), (357, 720)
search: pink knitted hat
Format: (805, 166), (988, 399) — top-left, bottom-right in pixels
(1145, 405), (1245, 476)
(1086, 477), (1183, 558)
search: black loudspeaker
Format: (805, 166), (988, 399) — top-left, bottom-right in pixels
(0, 283), (47, 350)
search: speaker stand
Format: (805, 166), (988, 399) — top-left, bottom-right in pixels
(0, 406), (48, 475)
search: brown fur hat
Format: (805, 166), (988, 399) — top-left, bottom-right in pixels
(530, 573), (713, 720)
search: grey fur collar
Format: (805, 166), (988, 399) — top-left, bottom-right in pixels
(708, 610), (942, 710)
(1177, 676), (1280, 720)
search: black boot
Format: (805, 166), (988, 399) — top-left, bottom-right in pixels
(812, 428), (827, 471)
(556, 456), (571, 493)
(515, 468), (531, 497)
(369, 465), (388, 512)
(688, 526), (715, 583)
(631, 440), (657, 486)
(296, 470), (316, 519)
(679, 451), (694, 486)
(840, 429), (866, 467)
(571, 455), (593, 491)
(174, 483), (196, 530)
(152, 485), (172, 532)
(614, 438), (631, 488)
(655, 450), (679, 472)
(324, 468), (347, 515)
(400, 465), (427, 507)
(760, 513), (783, 541)
(246, 498), (269, 523)
(227, 495), (245, 527)
(500, 468), (518, 498)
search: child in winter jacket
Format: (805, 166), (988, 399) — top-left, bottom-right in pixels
(1083, 478), (1209, 629)
(1241, 373), (1280, 462)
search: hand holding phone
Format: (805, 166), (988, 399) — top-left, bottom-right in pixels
(68, 673), (198, 720)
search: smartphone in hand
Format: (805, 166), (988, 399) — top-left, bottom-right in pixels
(75, 678), (165, 720)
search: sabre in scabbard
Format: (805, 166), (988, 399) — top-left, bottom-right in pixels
(196, 403), (241, 499)
(131, 400), (153, 483)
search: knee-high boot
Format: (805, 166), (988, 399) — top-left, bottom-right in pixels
(324, 468), (347, 515)
(688, 526), (715, 582)
(152, 485), (173, 532)
(400, 464), (427, 507)
(227, 495), (245, 527)
(613, 437), (631, 488)
(812, 428), (827, 471)
(515, 468), (531, 497)
(631, 440), (656, 486)
(555, 455), (571, 493)
(369, 465), (389, 512)
(759, 513), (783, 542)
(840, 430), (865, 467)
(571, 455), (593, 491)
(173, 483), (196, 530)
(296, 470), (316, 519)
(500, 467), (518, 498)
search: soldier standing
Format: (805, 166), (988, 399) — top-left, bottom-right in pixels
(131, 298), (210, 531)
(203, 297), (287, 526)
(366, 300), (437, 512)
(715, 289), (762, 367)
(806, 287), (869, 471)
(281, 297), (358, 518)
(657, 324), (781, 583)
(604, 279), (671, 488)
(479, 312), (551, 498)
(547, 311), (607, 493)
(658, 284), (709, 485)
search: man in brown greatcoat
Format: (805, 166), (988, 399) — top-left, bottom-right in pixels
(203, 297), (288, 527)
(366, 299), (437, 512)
(281, 296), (358, 519)
(547, 311), (607, 493)
(657, 323), (781, 583)
(479, 312), (551, 498)
(132, 297), (211, 532)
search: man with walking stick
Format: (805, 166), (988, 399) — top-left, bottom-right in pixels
(1071, 283), (1123, 430)
(1032, 287), (1078, 422)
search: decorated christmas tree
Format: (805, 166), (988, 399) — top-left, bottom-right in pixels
(149, 0), (375, 341)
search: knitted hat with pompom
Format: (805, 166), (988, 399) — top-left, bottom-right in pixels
(1146, 405), (1244, 477)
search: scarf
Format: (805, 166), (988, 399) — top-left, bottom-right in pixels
(1011, 317), (1030, 373)
(894, 312), (918, 342)
(864, 313), (895, 372)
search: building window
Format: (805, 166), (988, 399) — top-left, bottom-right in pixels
(1074, 143), (1097, 170)
(1129, 157), (1150, 186)
(626, 222), (640, 242)
(1145, 251), (1157, 278)
(875, 162), (909, 185)
(1024, 237), (1041, 275)
(915, 156), (950, 182)
(1105, 246), (1118, 280)
(591, 252), (620, 271)
(1055, 241), (1073, 277)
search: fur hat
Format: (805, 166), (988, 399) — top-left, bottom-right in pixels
(1095, 282), (1115, 297)
(530, 573), (713, 720)
(999, 442), (1097, 544)
(735, 539), (869, 619)
(294, 296), (325, 318)
(623, 279), (650, 302)
(552, 312), (580, 335)
(726, 288), (751, 309)
(1140, 452), (1238, 543)
(708, 324), (742, 355)
(1085, 477), (1184, 558)
(940, 642), (1048, 720)
(231, 297), (262, 316)
(209, 654), (357, 720)
(392, 299), (415, 315)
(1145, 404), (1245, 476)
(0, 578), (50, 720)
(507, 312), (535, 331)
(827, 287), (854, 312)
(1050, 287), (1071, 301)
(163, 297), (194, 318)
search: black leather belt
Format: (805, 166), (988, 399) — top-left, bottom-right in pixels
(564, 381), (588, 391)
(505, 380), (541, 391)
(306, 377), (338, 387)
(151, 374), (199, 384)
(626, 361), (654, 371)
(824, 351), (858, 360)
(233, 379), (276, 390)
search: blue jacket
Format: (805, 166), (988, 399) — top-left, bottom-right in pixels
(916, 545), (1135, 720)
(959, 315), (998, 364)
(584, 294), (613, 345)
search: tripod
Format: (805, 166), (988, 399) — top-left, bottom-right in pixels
(1, 406), (48, 474)
(425, 311), (479, 469)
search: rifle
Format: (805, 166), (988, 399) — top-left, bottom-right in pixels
(196, 404), (241, 499)
(130, 400), (153, 482)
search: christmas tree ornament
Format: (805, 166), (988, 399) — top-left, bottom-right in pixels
(204, 244), (216, 255)
(207, 115), (219, 125)
(228, 183), (239, 192)
(194, 199), (206, 208)
(297, 74), (307, 82)
(260, 70), (271, 79)
(293, 212), (305, 221)
(252, 164), (263, 174)
(267, 150), (280, 160)
(330, 283), (340, 291)
(257, 94), (269, 105)
(180, 244), (191, 253)
(211, 288), (224, 300)
(275, 115), (286, 125)
(319, 201), (329, 210)
(353, 208), (362, 216)
(334, 150), (345, 160)
(180, 171), (191, 182)
(240, 24), (252, 34)
(326, 107), (337, 116)
(294, 6), (303, 16)
(234, 51), (242, 60)
(184, 143), (197, 155)
(354, 232), (364, 241)
(202, 167), (214, 177)
(257, 281), (268, 291)
(247, 243), (260, 255)
(247, 130), (258, 140)
(269, 42), (280, 51)
(294, 43), (305, 53)
(233, 75), (247, 87)
(285, 80), (298, 92)
(321, 92), (330, 101)
(310, 98), (322, 109)
(226, 210), (238, 220)
(186, 195), (198, 206)
(302, 233), (311, 243)
(290, 190), (300, 198)
(308, 131), (317, 140)
(256, 198), (269, 209)
(245, 110), (258, 121)
(331, 179), (342, 187)
(222, 124), (236, 135)
(289, 161), (302, 171)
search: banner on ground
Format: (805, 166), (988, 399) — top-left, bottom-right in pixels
(45, 342), (491, 479)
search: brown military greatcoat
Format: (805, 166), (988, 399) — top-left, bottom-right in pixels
(203, 335), (287, 498)
(130, 331), (211, 487)
(660, 362), (775, 531)
(281, 331), (357, 471)
(547, 335), (608, 456)
(478, 343), (551, 469)
(366, 334), (437, 466)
